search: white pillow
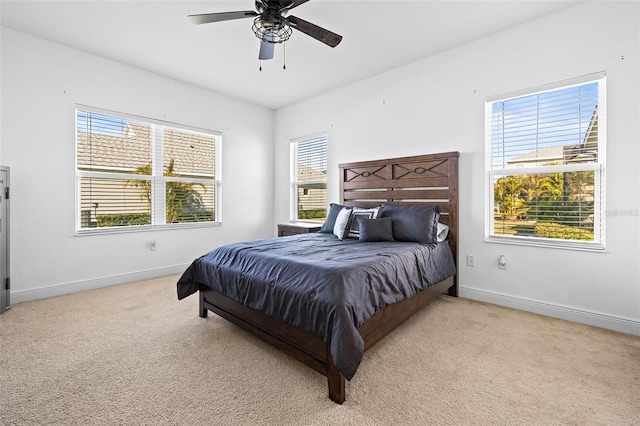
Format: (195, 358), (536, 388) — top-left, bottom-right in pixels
(333, 207), (352, 240)
(437, 223), (449, 242)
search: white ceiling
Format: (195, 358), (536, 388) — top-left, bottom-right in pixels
(1, 0), (581, 110)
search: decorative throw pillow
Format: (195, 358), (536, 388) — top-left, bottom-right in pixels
(346, 207), (381, 238)
(333, 207), (352, 240)
(358, 217), (394, 242)
(380, 204), (442, 243)
(320, 203), (346, 233)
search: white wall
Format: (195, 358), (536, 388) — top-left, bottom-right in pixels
(1, 28), (275, 302)
(274, 1), (640, 335)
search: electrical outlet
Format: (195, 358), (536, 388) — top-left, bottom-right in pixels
(466, 255), (475, 267)
(150, 239), (157, 251)
(498, 255), (507, 270)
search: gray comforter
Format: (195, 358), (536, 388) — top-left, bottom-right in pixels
(177, 233), (456, 380)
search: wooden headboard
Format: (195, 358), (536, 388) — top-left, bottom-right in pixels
(338, 151), (459, 295)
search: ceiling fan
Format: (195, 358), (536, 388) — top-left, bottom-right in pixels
(188, 0), (342, 61)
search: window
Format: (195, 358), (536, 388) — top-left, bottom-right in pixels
(290, 134), (327, 222)
(485, 72), (606, 250)
(76, 106), (221, 233)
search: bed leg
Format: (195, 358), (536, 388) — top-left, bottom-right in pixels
(448, 277), (459, 297)
(327, 352), (345, 404)
(199, 291), (208, 318)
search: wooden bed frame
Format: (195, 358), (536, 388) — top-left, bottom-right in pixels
(198, 151), (459, 403)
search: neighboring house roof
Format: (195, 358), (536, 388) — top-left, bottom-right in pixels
(583, 107), (599, 148)
(297, 164), (326, 182)
(507, 146), (564, 166)
(77, 123), (216, 177)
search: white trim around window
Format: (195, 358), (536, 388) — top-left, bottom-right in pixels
(485, 72), (606, 251)
(290, 133), (328, 223)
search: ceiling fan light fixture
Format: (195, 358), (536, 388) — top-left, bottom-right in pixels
(259, 39), (275, 60)
(252, 17), (292, 43)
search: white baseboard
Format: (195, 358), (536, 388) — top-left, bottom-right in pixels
(10, 264), (189, 305)
(460, 286), (640, 336)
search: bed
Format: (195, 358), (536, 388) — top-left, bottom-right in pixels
(177, 151), (459, 403)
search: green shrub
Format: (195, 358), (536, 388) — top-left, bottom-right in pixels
(169, 211), (214, 223)
(298, 208), (326, 220)
(96, 211), (215, 227)
(534, 222), (593, 241)
(97, 213), (151, 227)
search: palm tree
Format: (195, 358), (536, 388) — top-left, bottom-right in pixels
(530, 173), (565, 222)
(164, 159), (208, 223)
(126, 159), (209, 223)
(494, 175), (527, 220)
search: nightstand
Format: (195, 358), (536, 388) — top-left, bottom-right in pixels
(277, 222), (322, 237)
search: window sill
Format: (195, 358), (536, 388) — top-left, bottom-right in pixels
(75, 221), (221, 236)
(485, 236), (605, 252)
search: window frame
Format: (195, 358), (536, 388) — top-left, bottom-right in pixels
(75, 105), (222, 235)
(484, 72), (606, 251)
(289, 133), (328, 223)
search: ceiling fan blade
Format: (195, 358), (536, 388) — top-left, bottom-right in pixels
(287, 15), (342, 47)
(258, 40), (275, 60)
(188, 11), (257, 25)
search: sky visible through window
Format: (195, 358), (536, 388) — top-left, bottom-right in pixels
(298, 138), (327, 173)
(491, 82), (598, 168)
(77, 111), (133, 138)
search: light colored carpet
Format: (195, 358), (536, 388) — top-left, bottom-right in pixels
(0, 274), (638, 425)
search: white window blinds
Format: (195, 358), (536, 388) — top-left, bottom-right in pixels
(485, 72), (606, 250)
(290, 135), (328, 222)
(76, 107), (221, 232)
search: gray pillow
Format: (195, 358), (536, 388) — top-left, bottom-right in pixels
(358, 217), (394, 242)
(319, 203), (346, 233)
(380, 204), (442, 243)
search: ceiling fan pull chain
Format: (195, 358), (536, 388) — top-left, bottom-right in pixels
(283, 42), (286, 70)
(259, 60), (262, 72)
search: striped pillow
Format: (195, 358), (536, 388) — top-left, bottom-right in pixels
(332, 207), (352, 240)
